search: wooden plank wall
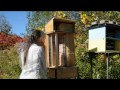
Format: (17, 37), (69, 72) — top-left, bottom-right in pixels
(65, 34), (75, 66)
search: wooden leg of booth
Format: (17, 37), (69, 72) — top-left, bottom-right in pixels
(48, 66), (78, 79)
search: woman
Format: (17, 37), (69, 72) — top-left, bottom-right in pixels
(18, 29), (47, 79)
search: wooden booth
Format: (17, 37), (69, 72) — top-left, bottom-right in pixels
(44, 18), (78, 79)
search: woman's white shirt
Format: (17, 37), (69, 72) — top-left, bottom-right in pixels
(19, 44), (47, 79)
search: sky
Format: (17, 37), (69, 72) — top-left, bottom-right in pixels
(0, 11), (28, 37)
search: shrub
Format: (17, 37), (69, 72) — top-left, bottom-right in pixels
(0, 43), (21, 79)
(0, 32), (24, 50)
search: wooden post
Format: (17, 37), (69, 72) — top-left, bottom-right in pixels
(64, 34), (67, 66)
(90, 55), (93, 79)
(106, 53), (109, 79)
(50, 34), (53, 67)
(55, 33), (59, 67)
(89, 52), (94, 79)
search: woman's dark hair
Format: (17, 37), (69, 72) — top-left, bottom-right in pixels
(24, 29), (45, 65)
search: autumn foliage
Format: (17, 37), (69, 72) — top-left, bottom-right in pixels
(0, 32), (25, 50)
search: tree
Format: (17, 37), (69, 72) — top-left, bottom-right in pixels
(26, 11), (75, 34)
(0, 15), (12, 34)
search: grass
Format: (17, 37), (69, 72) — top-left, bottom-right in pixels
(0, 44), (21, 79)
